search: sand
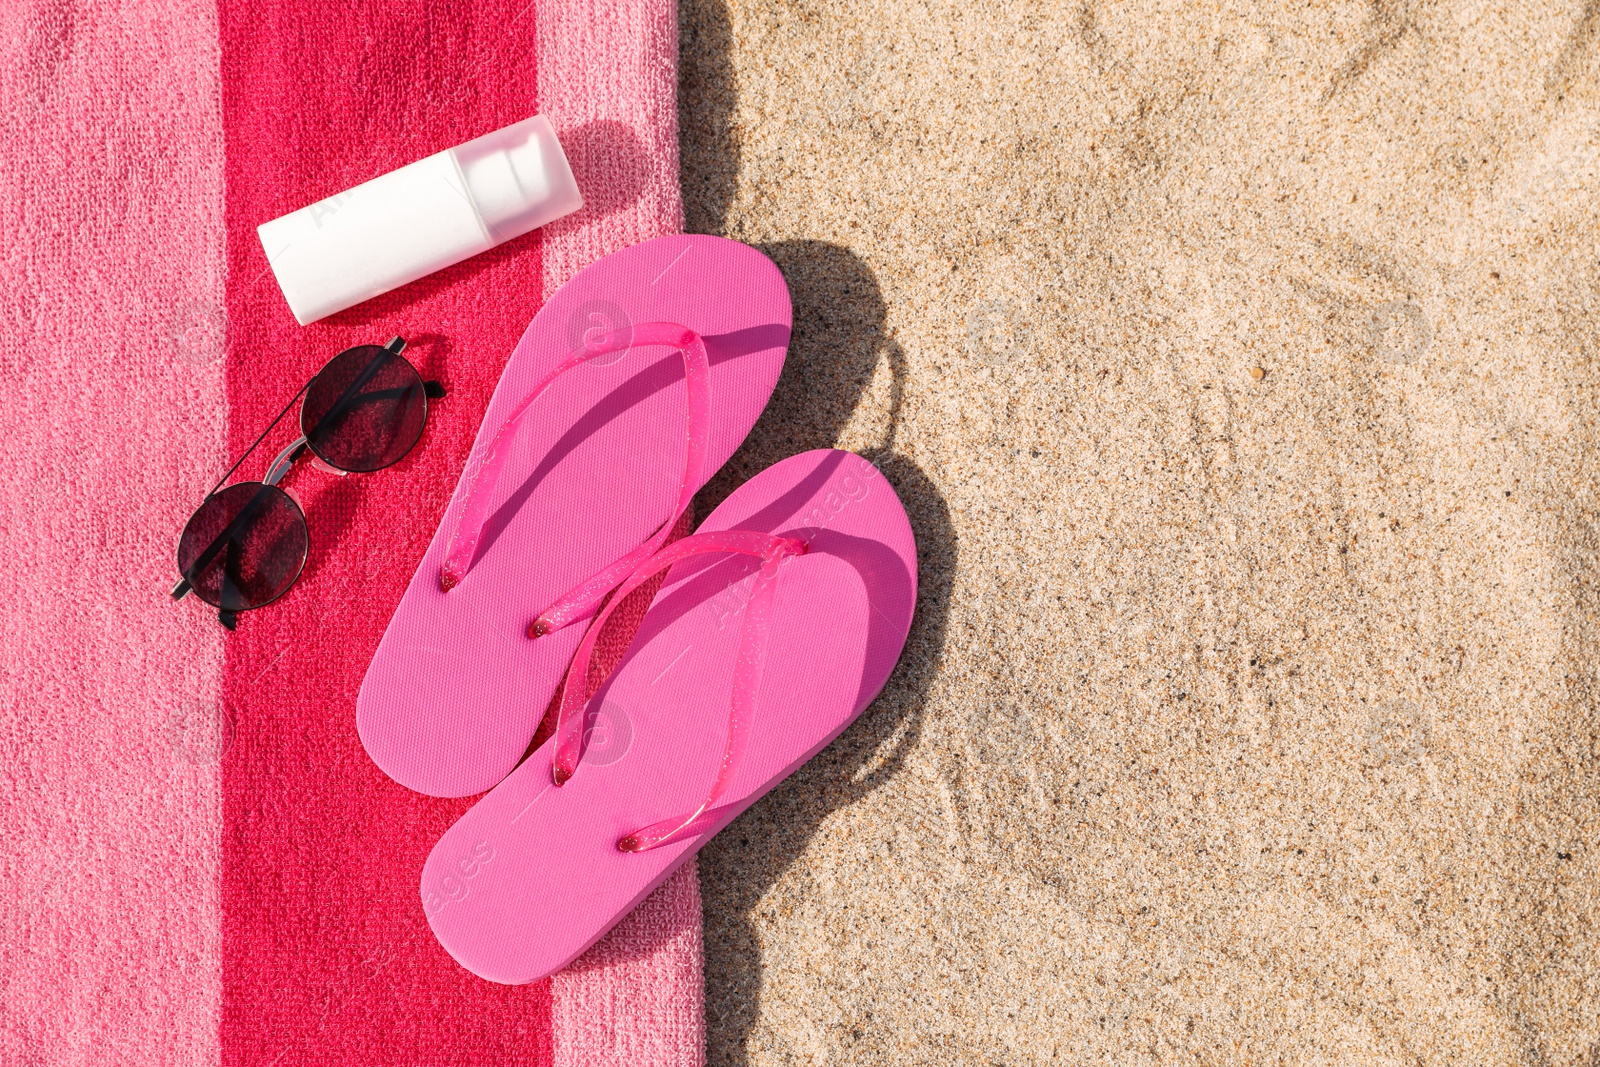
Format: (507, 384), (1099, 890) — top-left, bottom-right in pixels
(679, 1), (1600, 1063)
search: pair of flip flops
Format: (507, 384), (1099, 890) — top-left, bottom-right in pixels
(356, 235), (918, 984)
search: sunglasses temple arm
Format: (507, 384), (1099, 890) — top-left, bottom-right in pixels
(216, 540), (242, 630)
(310, 379), (445, 445)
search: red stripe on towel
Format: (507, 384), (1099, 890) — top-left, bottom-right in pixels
(217, 3), (555, 1063)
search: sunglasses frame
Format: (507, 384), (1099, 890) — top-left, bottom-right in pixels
(171, 336), (446, 629)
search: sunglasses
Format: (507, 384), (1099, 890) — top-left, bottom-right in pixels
(171, 337), (445, 629)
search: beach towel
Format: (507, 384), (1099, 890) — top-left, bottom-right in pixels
(0, 1), (702, 1064)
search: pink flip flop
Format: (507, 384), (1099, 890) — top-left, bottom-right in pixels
(419, 449), (917, 983)
(358, 235), (790, 797)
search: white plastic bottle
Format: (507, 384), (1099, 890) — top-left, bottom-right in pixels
(258, 115), (582, 325)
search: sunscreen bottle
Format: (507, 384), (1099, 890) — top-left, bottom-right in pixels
(258, 115), (582, 325)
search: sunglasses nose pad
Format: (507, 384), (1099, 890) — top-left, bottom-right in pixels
(310, 454), (348, 477)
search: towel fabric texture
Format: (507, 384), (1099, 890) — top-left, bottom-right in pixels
(2, 0), (702, 1063)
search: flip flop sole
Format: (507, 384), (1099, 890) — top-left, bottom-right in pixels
(358, 235), (790, 797)
(421, 449), (917, 983)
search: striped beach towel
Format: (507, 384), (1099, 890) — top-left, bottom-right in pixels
(0, 1), (703, 1063)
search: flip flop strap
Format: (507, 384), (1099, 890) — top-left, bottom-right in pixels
(548, 529), (807, 853)
(438, 323), (711, 641)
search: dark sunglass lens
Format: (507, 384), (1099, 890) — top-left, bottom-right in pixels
(177, 482), (309, 611)
(302, 344), (428, 473)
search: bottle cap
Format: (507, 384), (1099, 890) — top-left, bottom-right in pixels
(455, 116), (583, 244)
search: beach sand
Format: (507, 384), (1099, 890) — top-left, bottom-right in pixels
(681, 1), (1600, 1063)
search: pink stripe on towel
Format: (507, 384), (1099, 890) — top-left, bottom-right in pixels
(0, 0), (227, 1064)
(537, 2), (707, 1064)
